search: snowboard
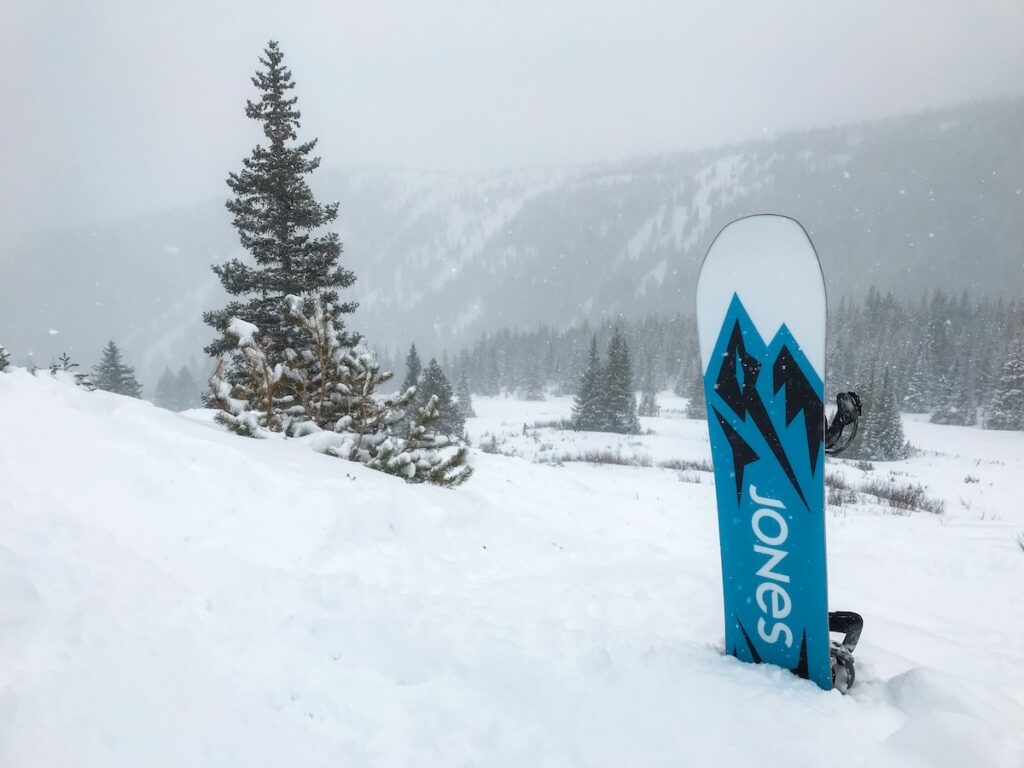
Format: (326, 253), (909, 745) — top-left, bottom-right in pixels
(695, 214), (832, 690)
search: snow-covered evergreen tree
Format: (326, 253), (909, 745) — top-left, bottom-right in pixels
(931, 359), (977, 426)
(210, 319), (285, 437)
(92, 342), (142, 398)
(684, 371), (706, 419)
(50, 352), (74, 375)
(0, 343), (9, 373)
(455, 370), (475, 419)
(873, 370), (910, 459)
(402, 344), (422, 399)
(603, 327), (640, 434)
(417, 359), (465, 437)
(204, 41), (356, 361)
(47, 352), (94, 390)
(846, 368), (909, 460)
(519, 361), (544, 401)
(211, 296), (471, 485)
(572, 336), (603, 430)
(637, 352), (659, 417)
(984, 344), (1024, 431)
(901, 355), (931, 412)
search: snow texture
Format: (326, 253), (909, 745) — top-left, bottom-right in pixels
(0, 370), (1022, 767)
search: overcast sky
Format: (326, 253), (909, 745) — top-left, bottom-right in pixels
(3, 0), (1023, 239)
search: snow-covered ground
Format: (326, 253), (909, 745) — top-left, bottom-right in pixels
(1, 371), (1022, 767)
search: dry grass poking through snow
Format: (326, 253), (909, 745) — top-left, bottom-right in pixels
(827, 472), (945, 515)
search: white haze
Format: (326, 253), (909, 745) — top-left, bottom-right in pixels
(2, 0), (1023, 242)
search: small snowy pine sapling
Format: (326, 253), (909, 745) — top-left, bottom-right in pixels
(209, 319), (284, 437)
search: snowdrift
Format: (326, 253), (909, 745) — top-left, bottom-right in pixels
(1, 369), (1022, 767)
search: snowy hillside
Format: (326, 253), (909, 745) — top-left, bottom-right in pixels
(4, 98), (1023, 383)
(1, 371), (1023, 767)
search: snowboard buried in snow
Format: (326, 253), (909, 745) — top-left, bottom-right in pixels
(696, 215), (832, 690)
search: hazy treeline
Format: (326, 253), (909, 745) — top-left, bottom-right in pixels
(449, 288), (1024, 427)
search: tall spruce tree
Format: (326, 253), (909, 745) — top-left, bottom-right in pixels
(846, 367), (908, 460)
(684, 370), (706, 419)
(637, 352), (659, 417)
(176, 366), (200, 409)
(455, 370), (476, 418)
(572, 336), (603, 430)
(93, 341), (143, 398)
(204, 41), (356, 360)
(519, 361), (544, 401)
(984, 344), (1024, 430)
(603, 327), (640, 434)
(155, 367), (178, 409)
(872, 369), (910, 459)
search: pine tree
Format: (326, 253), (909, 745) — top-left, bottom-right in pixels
(901, 355), (931, 412)
(637, 352), (659, 417)
(418, 359), (465, 437)
(519, 361), (544, 401)
(931, 358), (977, 426)
(482, 349), (501, 396)
(402, 343), (423, 398)
(455, 370), (476, 419)
(873, 370), (910, 459)
(846, 367), (908, 460)
(211, 295), (471, 485)
(984, 344), (1024, 430)
(684, 370), (706, 419)
(155, 367), (178, 409)
(603, 327), (640, 434)
(0, 343), (9, 373)
(204, 41), (356, 361)
(572, 336), (603, 430)
(92, 341), (143, 398)
(176, 366), (200, 410)
(49, 352), (95, 390)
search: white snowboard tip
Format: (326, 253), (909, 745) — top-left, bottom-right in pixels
(697, 215), (826, 377)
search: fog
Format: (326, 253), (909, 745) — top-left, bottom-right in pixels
(4, 0), (1023, 240)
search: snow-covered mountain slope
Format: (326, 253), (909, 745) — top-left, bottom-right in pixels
(1, 371), (1022, 767)
(3, 98), (1023, 384)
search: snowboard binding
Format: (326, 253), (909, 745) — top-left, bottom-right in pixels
(824, 391), (862, 456)
(828, 611), (863, 693)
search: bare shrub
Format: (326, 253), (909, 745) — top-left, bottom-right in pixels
(658, 457), (713, 473)
(826, 473), (850, 490)
(858, 478), (945, 515)
(551, 450), (653, 467)
(528, 418), (576, 430)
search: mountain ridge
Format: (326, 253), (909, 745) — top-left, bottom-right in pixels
(3, 97), (1021, 384)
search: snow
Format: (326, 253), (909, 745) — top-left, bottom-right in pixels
(1, 370), (1023, 767)
(227, 316), (259, 346)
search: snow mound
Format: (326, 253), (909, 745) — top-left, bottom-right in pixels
(0, 369), (1021, 767)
